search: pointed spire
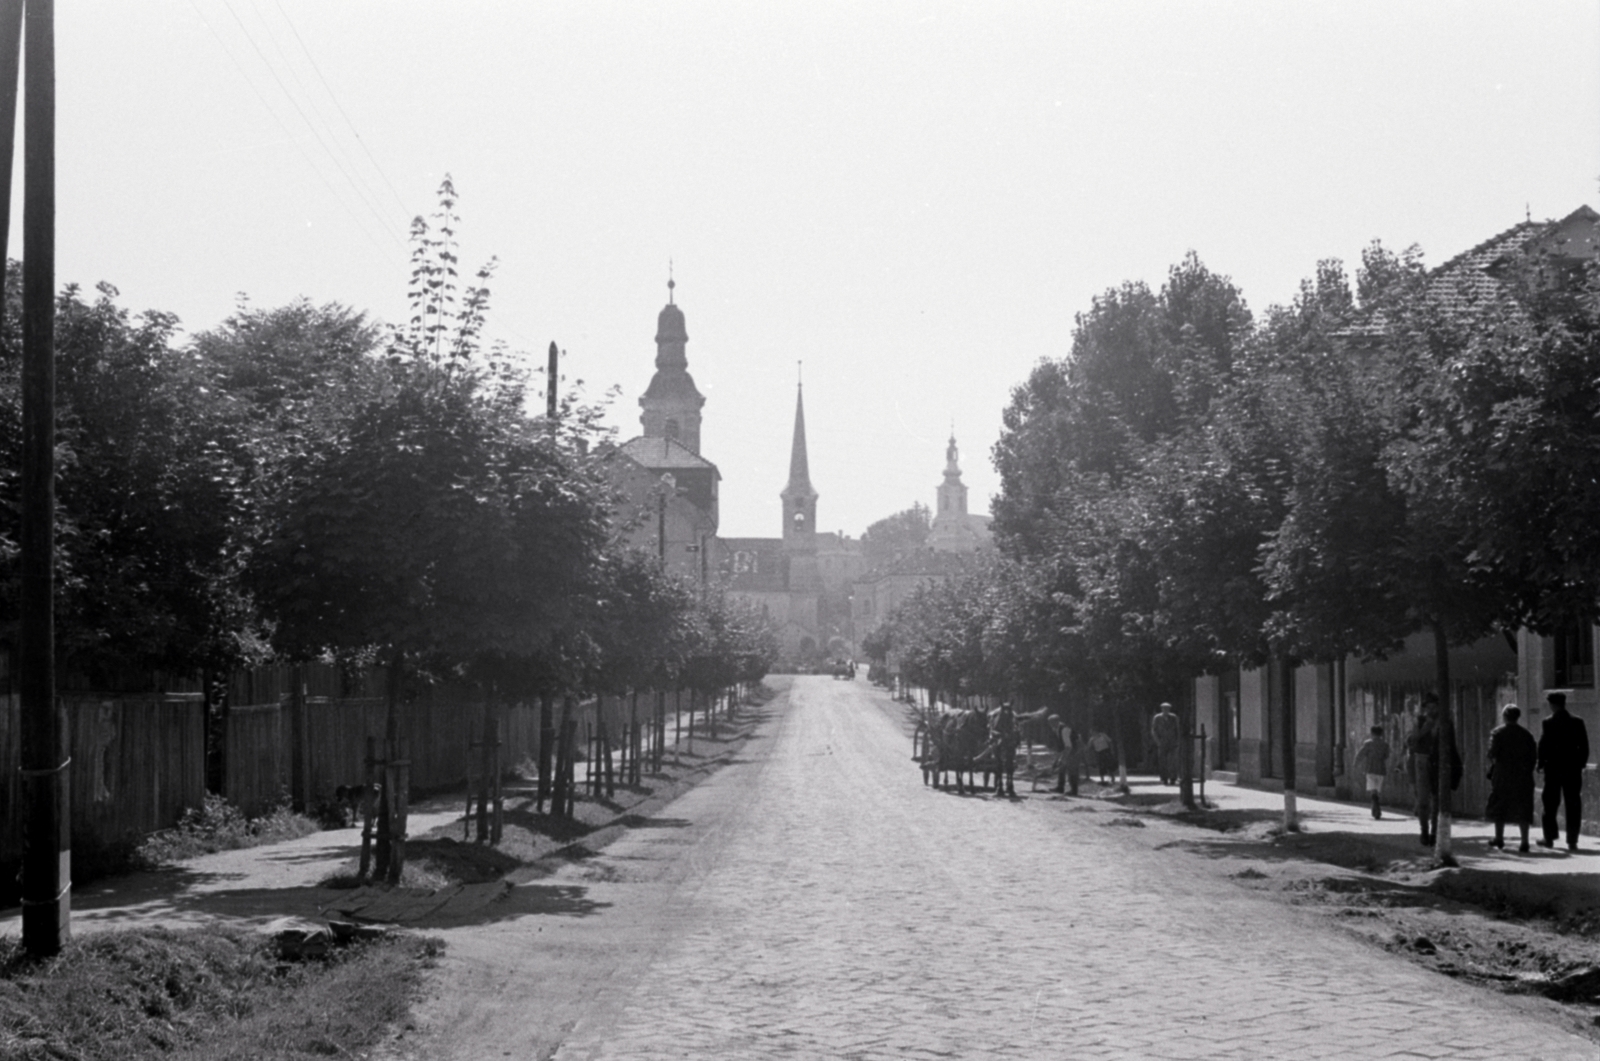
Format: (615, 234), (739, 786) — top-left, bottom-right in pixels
(785, 382), (814, 496)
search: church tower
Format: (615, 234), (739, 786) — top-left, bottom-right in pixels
(927, 431), (991, 553)
(638, 278), (706, 453)
(936, 433), (968, 518)
(780, 383), (818, 548)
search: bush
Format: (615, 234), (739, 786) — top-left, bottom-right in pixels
(137, 794), (319, 866)
(0, 925), (440, 1061)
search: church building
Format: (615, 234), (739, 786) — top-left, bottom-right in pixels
(609, 282), (861, 662)
(850, 432), (994, 657)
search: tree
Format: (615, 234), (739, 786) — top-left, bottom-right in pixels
(861, 502), (931, 568)
(0, 278), (267, 684)
(248, 178), (614, 879)
(991, 254), (1254, 803)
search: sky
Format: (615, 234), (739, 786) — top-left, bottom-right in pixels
(23, 1), (1600, 539)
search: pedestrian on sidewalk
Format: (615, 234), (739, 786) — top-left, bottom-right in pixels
(1537, 691), (1590, 852)
(1151, 703), (1180, 786)
(1405, 694), (1462, 847)
(1089, 728), (1114, 783)
(1485, 704), (1536, 853)
(1351, 725), (1390, 820)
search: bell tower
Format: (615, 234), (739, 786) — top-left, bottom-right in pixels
(780, 382), (817, 549)
(639, 276), (706, 453)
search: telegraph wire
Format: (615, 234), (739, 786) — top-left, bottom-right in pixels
(218, 0), (405, 250)
(271, 0), (412, 219)
(186, 0), (394, 259)
(246, 0), (402, 238)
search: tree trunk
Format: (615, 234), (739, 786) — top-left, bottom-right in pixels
(1178, 693), (1196, 810)
(1113, 703), (1130, 792)
(654, 690), (665, 773)
(537, 692), (554, 812)
(1433, 620), (1457, 865)
(383, 650), (408, 885)
(629, 690), (640, 785)
(1280, 655), (1299, 832)
(476, 688), (494, 843)
(552, 696), (571, 817)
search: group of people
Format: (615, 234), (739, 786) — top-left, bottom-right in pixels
(1027, 703), (1180, 796)
(1351, 690), (1590, 853)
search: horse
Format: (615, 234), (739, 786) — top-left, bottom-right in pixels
(927, 708), (991, 795)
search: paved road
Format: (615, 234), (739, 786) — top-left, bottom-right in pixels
(394, 677), (1599, 1061)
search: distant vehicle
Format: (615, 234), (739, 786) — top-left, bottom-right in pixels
(832, 660), (853, 680)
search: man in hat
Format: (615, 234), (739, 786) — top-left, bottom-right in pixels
(1537, 691), (1590, 851)
(1151, 702), (1181, 786)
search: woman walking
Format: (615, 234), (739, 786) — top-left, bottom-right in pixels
(1486, 704), (1538, 853)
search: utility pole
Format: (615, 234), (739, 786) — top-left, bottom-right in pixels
(0, 0), (22, 271)
(546, 341), (558, 424)
(18, 0), (67, 957)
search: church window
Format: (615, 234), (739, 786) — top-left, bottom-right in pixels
(664, 419), (681, 441)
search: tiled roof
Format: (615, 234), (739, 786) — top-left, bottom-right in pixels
(1425, 206), (1599, 317)
(720, 538), (788, 592)
(616, 435), (720, 473)
(1424, 219), (1546, 316)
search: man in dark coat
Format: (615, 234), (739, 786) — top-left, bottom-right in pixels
(1537, 691), (1591, 852)
(1486, 704), (1537, 852)
(1406, 694), (1462, 847)
(1151, 703), (1181, 786)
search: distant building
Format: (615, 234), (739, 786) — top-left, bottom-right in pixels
(925, 434), (993, 553)
(609, 282), (861, 661)
(851, 433), (994, 659)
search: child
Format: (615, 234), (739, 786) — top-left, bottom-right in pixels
(1352, 725), (1391, 820)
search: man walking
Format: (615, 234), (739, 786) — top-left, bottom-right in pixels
(1406, 694), (1461, 847)
(1151, 702), (1180, 786)
(1048, 714), (1079, 796)
(1537, 691), (1590, 852)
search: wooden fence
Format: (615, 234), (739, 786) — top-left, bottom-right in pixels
(0, 692), (208, 865)
(0, 659), (696, 864)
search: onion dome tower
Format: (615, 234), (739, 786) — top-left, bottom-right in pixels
(638, 276), (706, 453)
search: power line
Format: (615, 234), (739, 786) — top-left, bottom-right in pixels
(216, 0), (405, 251)
(271, 0), (412, 219)
(187, 0), (394, 259)
(246, 0), (402, 239)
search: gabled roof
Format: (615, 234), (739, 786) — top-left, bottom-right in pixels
(615, 435), (721, 475)
(1426, 205), (1599, 316)
(720, 537), (789, 592)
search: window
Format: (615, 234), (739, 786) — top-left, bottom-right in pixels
(1554, 621), (1595, 688)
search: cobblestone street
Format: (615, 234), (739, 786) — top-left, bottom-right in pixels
(397, 677), (1600, 1060)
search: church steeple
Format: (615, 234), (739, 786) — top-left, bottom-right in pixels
(780, 382), (817, 547)
(937, 432), (968, 517)
(639, 276), (706, 452)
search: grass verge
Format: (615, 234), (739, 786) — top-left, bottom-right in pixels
(0, 925), (439, 1060)
(137, 794), (320, 867)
